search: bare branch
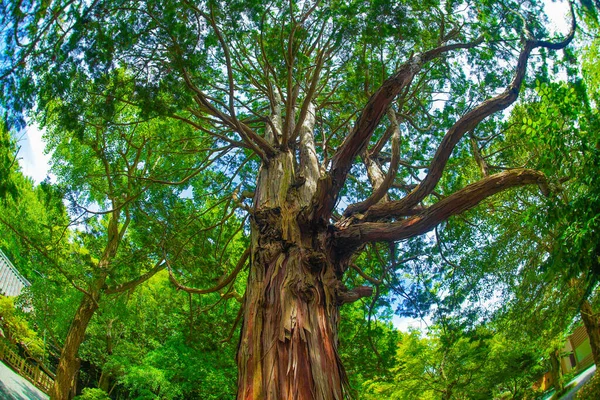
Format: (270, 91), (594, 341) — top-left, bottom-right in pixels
(167, 247), (250, 295)
(104, 259), (166, 294)
(344, 108), (401, 216)
(363, 39), (537, 221)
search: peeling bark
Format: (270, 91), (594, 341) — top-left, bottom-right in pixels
(298, 102), (320, 207)
(238, 147), (353, 400)
(335, 169), (547, 248)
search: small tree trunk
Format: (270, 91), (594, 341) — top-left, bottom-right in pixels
(98, 370), (111, 393)
(50, 294), (99, 400)
(549, 348), (563, 394)
(581, 300), (600, 366)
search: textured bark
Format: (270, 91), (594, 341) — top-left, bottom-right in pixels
(549, 348), (564, 393)
(237, 147), (356, 400)
(581, 300), (600, 367)
(50, 294), (99, 400)
(231, 22), (576, 398)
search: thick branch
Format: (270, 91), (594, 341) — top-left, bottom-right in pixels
(334, 169), (547, 247)
(336, 285), (374, 304)
(344, 108), (401, 216)
(297, 102), (320, 205)
(311, 38), (484, 223)
(104, 259), (166, 294)
(363, 41), (536, 221)
(361, 11), (575, 222)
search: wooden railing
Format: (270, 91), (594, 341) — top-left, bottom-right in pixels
(0, 339), (54, 394)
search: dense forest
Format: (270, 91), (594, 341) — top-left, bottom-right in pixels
(1, 0), (600, 399)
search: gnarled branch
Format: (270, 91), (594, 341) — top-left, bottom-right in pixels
(310, 37), (485, 223)
(334, 169), (548, 247)
(167, 247), (250, 295)
(344, 108), (401, 216)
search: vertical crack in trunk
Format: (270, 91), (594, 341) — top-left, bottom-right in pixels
(237, 234), (346, 400)
(239, 146), (347, 399)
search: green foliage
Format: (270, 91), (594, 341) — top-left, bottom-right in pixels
(0, 123), (18, 201)
(338, 301), (398, 396)
(74, 388), (110, 400)
(576, 372), (600, 400)
(0, 0), (599, 397)
(362, 323), (545, 400)
(78, 271), (239, 399)
(0, 295), (45, 360)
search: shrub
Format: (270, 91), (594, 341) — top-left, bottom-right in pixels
(74, 388), (111, 400)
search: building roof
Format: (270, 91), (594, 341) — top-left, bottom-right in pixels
(0, 250), (30, 297)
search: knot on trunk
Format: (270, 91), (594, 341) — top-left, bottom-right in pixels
(291, 281), (316, 302)
(253, 207), (283, 238)
(304, 250), (327, 273)
(335, 285), (373, 305)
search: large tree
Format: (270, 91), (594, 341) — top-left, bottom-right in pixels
(0, 0), (584, 399)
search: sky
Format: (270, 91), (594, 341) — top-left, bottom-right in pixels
(14, 0), (572, 333)
(17, 123), (51, 184)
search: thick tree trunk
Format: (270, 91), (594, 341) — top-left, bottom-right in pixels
(236, 151), (351, 400)
(581, 300), (600, 367)
(237, 241), (346, 400)
(50, 294), (99, 400)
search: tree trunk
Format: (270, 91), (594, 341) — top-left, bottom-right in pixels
(237, 238), (347, 400)
(50, 294), (99, 400)
(98, 370), (111, 393)
(236, 151), (352, 400)
(549, 348), (563, 394)
(581, 300), (600, 366)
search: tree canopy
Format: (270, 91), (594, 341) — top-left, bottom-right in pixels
(2, 0), (600, 399)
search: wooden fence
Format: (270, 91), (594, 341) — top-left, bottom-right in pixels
(0, 339), (54, 394)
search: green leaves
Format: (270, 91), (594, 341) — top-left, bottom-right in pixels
(0, 123), (18, 201)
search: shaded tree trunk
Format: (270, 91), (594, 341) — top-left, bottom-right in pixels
(580, 300), (600, 367)
(549, 348), (563, 394)
(50, 294), (98, 400)
(98, 370), (111, 393)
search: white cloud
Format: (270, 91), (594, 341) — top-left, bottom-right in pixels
(17, 124), (53, 184)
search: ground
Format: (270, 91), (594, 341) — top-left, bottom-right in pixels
(0, 361), (49, 400)
(542, 365), (597, 400)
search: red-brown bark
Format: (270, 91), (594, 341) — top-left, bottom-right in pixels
(312, 38), (485, 224)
